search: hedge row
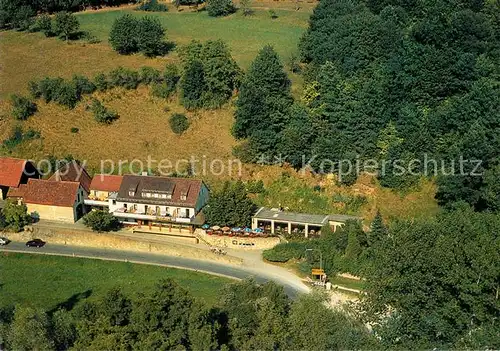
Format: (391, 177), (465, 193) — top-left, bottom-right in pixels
(26, 64), (181, 111)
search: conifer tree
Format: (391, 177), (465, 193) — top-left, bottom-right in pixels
(233, 45), (293, 157)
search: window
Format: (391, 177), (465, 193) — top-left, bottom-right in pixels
(128, 191), (135, 197)
(153, 193), (159, 198)
(180, 195), (187, 201)
(161, 194), (167, 199)
(166, 194), (172, 199)
(112, 200), (116, 205)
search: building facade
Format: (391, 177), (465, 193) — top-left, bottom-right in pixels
(86, 174), (210, 226)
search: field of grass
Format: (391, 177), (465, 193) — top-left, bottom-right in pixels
(0, 4), (310, 98)
(0, 253), (232, 309)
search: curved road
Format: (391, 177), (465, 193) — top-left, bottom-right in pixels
(0, 241), (309, 297)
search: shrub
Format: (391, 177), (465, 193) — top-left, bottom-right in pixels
(109, 14), (139, 54)
(268, 9), (277, 19)
(140, 66), (162, 84)
(109, 67), (140, 89)
(169, 113), (189, 135)
(151, 82), (172, 98)
(1, 200), (31, 232)
(180, 60), (206, 110)
(263, 242), (307, 262)
(2, 126), (40, 150)
(151, 64), (179, 98)
(93, 73), (109, 91)
(164, 63), (180, 90)
(90, 99), (119, 124)
(136, 16), (166, 57)
(83, 210), (120, 232)
(24, 128), (41, 140)
(35, 14), (54, 37)
(53, 11), (79, 41)
(27, 80), (41, 99)
(206, 0), (235, 17)
(246, 179), (265, 194)
(2, 125), (24, 150)
(72, 75), (96, 95)
(54, 82), (80, 109)
(11, 94), (37, 120)
(70, 127), (79, 133)
(136, 0), (169, 12)
(38, 77), (64, 103)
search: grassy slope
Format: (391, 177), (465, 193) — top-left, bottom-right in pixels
(0, 253), (231, 309)
(0, 7), (310, 99)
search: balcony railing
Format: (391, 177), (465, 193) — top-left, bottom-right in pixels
(84, 198), (109, 206)
(112, 210), (194, 223)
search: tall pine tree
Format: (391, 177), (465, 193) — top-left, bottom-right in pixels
(233, 45), (293, 158)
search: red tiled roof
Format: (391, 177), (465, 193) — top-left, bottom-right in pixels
(117, 175), (204, 207)
(22, 179), (80, 207)
(90, 175), (123, 192)
(0, 157), (29, 188)
(6, 184), (26, 198)
(48, 161), (91, 192)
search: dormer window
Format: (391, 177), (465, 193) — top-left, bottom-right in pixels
(166, 194), (172, 199)
(180, 194), (187, 201)
(129, 191), (135, 196)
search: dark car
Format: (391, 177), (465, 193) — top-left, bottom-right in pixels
(25, 239), (46, 247)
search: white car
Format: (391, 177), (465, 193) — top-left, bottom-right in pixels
(0, 237), (10, 246)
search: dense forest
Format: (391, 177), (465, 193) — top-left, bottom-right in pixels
(0, 279), (377, 350)
(234, 0), (500, 211)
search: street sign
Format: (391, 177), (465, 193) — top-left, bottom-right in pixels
(311, 268), (325, 276)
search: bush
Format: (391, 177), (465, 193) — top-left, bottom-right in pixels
(140, 66), (162, 84)
(27, 80), (41, 99)
(93, 73), (109, 91)
(246, 179), (265, 194)
(109, 14), (139, 54)
(1, 200), (31, 232)
(268, 9), (277, 19)
(206, 0), (235, 17)
(109, 67), (140, 89)
(83, 210), (120, 232)
(263, 242), (307, 262)
(35, 14), (54, 37)
(11, 94), (37, 120)
(136, 16), (166, 57)
(151, 64), (179, 98)
(54, 81), (80, 109)
(164, 63), (180, 91)
(151, 82), (172, 98)
(90, 99), (119, 124)
(136, 0), (169, 12)
(72, 75), (96, 95)
(53, 11), (79, 41)
(180, 60), (206, 110)
(70, 127), (79, 133)
(38, 77), (65, 103)
(169, 113), (189, 135)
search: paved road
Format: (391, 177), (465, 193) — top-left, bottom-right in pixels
(0, 241), (309, 297)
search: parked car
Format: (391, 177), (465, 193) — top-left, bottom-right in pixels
(25, 239), (46, 247)
(0, 237), (10, 246)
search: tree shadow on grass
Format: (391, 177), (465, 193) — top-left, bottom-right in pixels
(48, 289), (92, 315)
